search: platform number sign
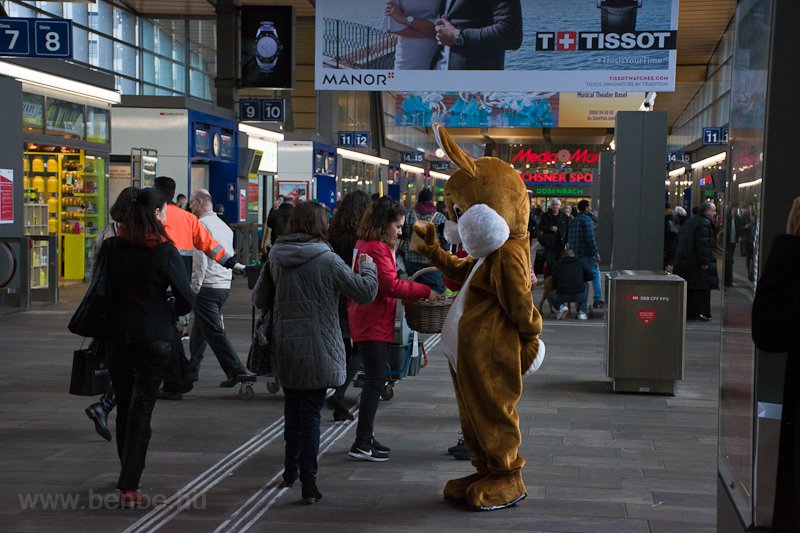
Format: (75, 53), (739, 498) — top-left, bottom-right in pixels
(338, 131), (370, 148)
(0, 18), (72, 58)
(703, 127), (728, 146)
(238, 98), (285, 122)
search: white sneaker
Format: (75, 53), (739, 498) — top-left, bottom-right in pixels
(556, 305), (568, 320)
(577, 311), (588, 320)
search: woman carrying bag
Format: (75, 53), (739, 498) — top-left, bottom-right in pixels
(99, 187), (193, 507)
(252, 202), (378, 504)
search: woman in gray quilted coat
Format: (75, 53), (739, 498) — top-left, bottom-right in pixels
(252, 201), (378, 504)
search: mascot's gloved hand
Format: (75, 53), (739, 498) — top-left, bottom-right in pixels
(412, 221), (439, 258)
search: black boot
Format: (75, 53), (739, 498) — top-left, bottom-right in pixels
(301, 479), (322, 504)
(86, 387), (116, 441)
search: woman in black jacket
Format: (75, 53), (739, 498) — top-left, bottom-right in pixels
(326, 190), (372, 421)
(752, 197), (800, 531)
(99, 187), (193, 507)
(673, 202), (719, 321)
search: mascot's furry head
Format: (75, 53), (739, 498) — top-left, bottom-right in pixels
(434, 123), (530, 257)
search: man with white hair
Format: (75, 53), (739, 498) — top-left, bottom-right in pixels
(186, 189), (251, 387)
(538, 198), (569, 277)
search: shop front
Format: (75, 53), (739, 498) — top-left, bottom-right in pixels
(21, 82), (115, 285)
(337, 148), (387, 199)
(238, 124), (283, 224)
(509, 145), (598, 207)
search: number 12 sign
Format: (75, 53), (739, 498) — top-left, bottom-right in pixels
(0, 18), (72, 59)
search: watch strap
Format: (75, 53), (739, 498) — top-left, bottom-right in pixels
(599, 3), (638, 33)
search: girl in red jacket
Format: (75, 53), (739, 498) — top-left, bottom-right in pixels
(347, 197), (435, 461)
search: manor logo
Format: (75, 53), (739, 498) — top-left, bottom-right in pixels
(321, 73), (390, 86)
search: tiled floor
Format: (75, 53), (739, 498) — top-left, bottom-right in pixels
(0, 276), (722, 532)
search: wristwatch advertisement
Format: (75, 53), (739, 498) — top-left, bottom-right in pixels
(255, 21), (282, 73)
(241, 5), (294, 89)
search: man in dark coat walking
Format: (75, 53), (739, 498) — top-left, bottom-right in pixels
(674, 202), (718, 321)
(752, 196), (800, 532)
(267, 196), (294, 245)
(538, 199), (569, 278)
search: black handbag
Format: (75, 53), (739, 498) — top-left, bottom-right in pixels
(69, 338), (111, 396)
(247, 310), (273, 375)
(68, 241), (115, 338)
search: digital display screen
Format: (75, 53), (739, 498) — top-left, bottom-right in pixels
(195, 128), (210, 155)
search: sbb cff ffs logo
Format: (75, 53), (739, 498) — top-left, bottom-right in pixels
(535, 31), (677, 51)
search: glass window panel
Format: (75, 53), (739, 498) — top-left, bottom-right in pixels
(87, 0), (112, 35)
(114, 43), (137, 79)
(22, 93), (45, 135)
(142, 20), (155, 51)
(8, 3), (34, 17)
(114, 7), (137, 45)
(36, 2), (63, 17)
(142, 52), (156, 86)
(86, 107), (109, 144)
(143, 83), (156, 96)
(115, 76), (137, 96)
(157, 27), (172, 58)
(72, 26), (89, 63)
(46, 98), (84, 140)
(63, 3), (88, 25)
(172, 62), (185, 93)
(88, 32), (113, 71)
(189, 69), (211, 100)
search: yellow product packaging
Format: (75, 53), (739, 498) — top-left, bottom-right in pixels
(32, 175), (45, 194)
(31, 157), (45, 173)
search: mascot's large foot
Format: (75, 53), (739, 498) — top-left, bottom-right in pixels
(443, 472), (487, 503)
(465, 472), (527, 511)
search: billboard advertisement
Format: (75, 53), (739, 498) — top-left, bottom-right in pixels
(241, 6), (294, 89)
(395, 90), (645, 128)
(316, 0), (678, 92)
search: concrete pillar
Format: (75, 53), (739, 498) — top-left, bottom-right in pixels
(215, 0), (238, 111)
(610, 111), (668, 270)
(595, 151), (614, 270)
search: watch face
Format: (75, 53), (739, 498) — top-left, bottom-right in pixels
(257, 36), (279, 58)
(212, 133), (221, 157)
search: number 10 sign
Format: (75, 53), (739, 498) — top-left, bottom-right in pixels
(0, 18), (72, 59)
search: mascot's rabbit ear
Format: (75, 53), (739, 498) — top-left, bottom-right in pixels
(433, 122), (477, 178)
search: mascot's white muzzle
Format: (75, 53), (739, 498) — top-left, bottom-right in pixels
(443, 219), (462, 245)
(456, 204), (510, 259)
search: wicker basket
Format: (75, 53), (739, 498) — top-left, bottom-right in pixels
(403, 267), (453, 333)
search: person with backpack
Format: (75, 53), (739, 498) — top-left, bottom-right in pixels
(401, 188), (447, 293)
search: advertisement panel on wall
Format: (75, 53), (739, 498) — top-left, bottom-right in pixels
(395, 90), (644, 128)
(316, 0), (678, 92)
(241, 5), (294, 89)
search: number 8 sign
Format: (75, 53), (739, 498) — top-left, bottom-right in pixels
(34, 20), (71, 57)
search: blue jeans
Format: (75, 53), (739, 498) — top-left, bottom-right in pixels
(592, 263), (602, 303)
(547, 287), (588, 314)
(405, 260), (445, 294)
(282, 387), (326, 483)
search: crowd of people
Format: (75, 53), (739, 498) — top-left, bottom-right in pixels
(81, 182), (445, 507)
(79, 176), (758, 509)
(529, 198), (604, 319)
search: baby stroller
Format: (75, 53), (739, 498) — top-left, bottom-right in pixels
(239, 265), (281, 400)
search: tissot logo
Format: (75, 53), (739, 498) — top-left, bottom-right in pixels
(536, 31), (677, 51)
(512, 149), (599, 165)
(322, 73), (389, 86)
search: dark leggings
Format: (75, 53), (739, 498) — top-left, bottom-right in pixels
(353, 341), (389, 442)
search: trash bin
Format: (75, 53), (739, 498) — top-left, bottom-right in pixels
(607, 270), (686, 394)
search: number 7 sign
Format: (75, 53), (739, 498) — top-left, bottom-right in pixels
(0, 18), (72, 58)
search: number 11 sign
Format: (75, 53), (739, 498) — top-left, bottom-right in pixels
(0, 18), (72, 59)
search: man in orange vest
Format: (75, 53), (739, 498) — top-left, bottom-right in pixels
(84, 177), (247, 439)
(153, 176), (246, 399)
